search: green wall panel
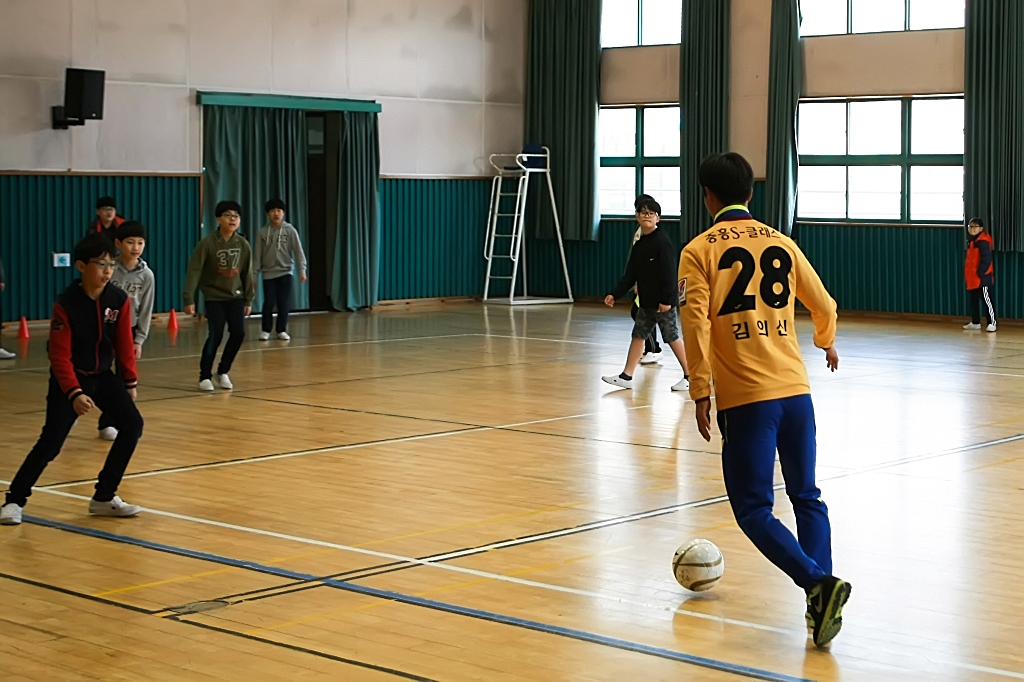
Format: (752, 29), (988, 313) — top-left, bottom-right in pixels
(378, 178), (490, 300)
(0, 174), (201, 322)
(794, 223), (1024, 319)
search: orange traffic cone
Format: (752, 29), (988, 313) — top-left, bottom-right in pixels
(168, 308), (179, 331)
(18, 316), (29, 340)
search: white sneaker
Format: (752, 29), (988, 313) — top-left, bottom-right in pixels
(0, 503), (23, 525)
(277, 331), (290, 341)
(963, 322), (981, 330)
(216, 373), (233, 389)
(602, 374), (633, 389)
(0, 348), (15, 359)
(671, 377), (690, 392)
(88, 496), (141, 517)
(986, 323), (997, 332)
(258, 331), (271, 341)
(99, 427), (118, 441)
(639, 352), (661, 365)
(199, 379), (215, 391)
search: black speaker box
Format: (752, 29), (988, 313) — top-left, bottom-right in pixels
(64, 68), (105, 120)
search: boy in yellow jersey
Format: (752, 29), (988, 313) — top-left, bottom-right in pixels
(678, 153), (851, 648)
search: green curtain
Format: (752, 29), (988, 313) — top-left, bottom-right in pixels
(525, 0), (601, 241)
(678, 0), (730, 243)
(965, 0), (1024, 252)
(764, 0), (802, 236)
(202, 106), (309, 309)
(330, 112), (380, 311)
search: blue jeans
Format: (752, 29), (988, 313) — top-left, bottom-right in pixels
(200, 299), (246, 380)
(262, 275), (293, 334)
(717, 394), (831, 590)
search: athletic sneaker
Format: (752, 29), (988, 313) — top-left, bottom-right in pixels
(639, 352), (660, 365)
(88, 496), (141, 517)
(216, 373), (233, 390)
(0, 503), (23, 526)
(601, 375), (633, 389)
(671, 377), (689, 392)
(99, 427), (118, 441)
(258, 331), (271, 341)
(199, 379), (215, 391)
(963, 322), (981, 330)
(277, 331), (290, 341)
(805, 575), (852, 648)
(0, 348), (15, 359)
(986, 323), (997, 332)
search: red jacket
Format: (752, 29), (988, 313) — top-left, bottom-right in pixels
(49, 281), (137, 402)
(965, 231), (994, 290)
(89, 215), (124, 242)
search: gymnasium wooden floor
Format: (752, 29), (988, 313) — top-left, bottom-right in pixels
(1, 303), (1023, 682)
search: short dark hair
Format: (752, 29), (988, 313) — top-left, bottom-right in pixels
(698, 153), (755, 206)
(265, 198), (287, 213)
(116, 220), (147, 242)
(96, 196), (117, 210)
(74, 233), (116, 265)
(968, 217), (984, 227)
(215, 200), (243, 218)
(634, 194), (662, 216)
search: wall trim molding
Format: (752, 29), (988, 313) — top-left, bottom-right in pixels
(196, 91), (382, 113)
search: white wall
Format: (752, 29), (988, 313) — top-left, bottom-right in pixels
(803, 29), (964, 98)
(0, 0), (527, 176)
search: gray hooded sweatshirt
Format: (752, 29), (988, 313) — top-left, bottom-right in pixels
(110, 257), (155, 344)
(254, 221), (306, 280)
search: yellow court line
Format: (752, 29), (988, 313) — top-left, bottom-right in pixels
(243, 546), (634, 636)
(92, 547), (340, 597)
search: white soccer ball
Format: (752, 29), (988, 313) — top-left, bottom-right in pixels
(672, 538), (724, 592)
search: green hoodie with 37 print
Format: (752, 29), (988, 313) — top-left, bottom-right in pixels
(182, 230), (255, 307)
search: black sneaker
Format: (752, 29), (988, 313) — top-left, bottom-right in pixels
(805, 575), (852, 648)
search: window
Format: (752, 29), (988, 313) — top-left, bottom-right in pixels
(601, 0), (683, 47)
(800, 0), (964, 37)
(599, 105), (680, 216)
(796, 96), (964, 223)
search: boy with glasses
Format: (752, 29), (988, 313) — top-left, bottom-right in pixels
(2, 234), (145, 525)
(602, 194), (690, 392)
(183, 201), (254, 392)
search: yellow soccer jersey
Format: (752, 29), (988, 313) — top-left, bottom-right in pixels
(678, 214), (837, 411)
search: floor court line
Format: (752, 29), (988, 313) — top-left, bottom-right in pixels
(37, 404), (658, 490)
(16, 516), (812, 682)
(0, 571), (439, 682)
(7, 435), (1024, 677)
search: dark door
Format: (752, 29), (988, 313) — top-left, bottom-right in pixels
(306, 113), (331, 311)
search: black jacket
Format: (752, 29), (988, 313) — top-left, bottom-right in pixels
(609, 227), (677, 311)
(49, 281), (137, 401)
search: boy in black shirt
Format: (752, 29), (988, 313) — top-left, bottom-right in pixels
(1, 235), (144, 526)
(602, 195), (689, 391)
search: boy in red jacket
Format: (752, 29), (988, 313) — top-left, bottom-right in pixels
(963, 218), (996, 332)
(1, 234), (145, 525)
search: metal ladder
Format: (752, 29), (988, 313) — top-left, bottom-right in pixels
(482, 146), (573, 305)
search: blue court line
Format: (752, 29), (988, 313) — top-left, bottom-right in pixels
(23, 515), (812, 682)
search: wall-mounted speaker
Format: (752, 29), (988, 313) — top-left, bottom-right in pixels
(52, 68), (105, 129)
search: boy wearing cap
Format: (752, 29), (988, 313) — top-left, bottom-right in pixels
(182, 201), (254, 392)
(254, 199), (306, 341)
(89, 196), (124, 242)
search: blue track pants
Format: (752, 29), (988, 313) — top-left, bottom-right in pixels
(716, 394), (831, 590)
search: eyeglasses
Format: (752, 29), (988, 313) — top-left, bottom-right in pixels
(637, 211), (658, 218)
(221, 213), (241, 220)
(89, 260), (117, 271)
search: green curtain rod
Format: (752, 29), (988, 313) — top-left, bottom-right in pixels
(196, 91), (382, 113)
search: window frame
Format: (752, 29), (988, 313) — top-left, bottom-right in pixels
(797, 94), (964, 225)
(599, 104), (681, 218)
(601, 0), (683, 48)
(800, 0), (964, 37)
